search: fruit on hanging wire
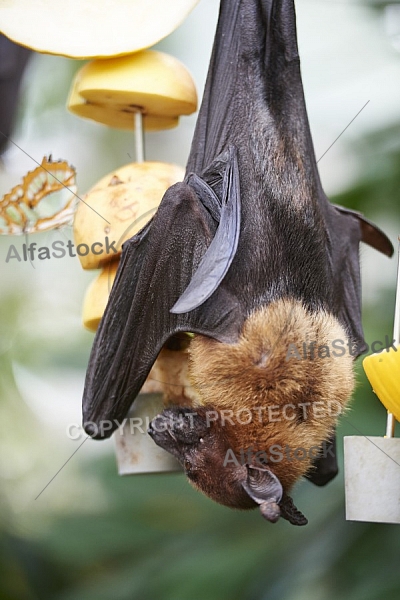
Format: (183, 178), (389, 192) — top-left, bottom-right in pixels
(83, 259), (120, 331)
(68, 51), (197, 130)
(0, 0), (200, 58)
(73, 161), (185, 269)
(363, 347), (400, 422)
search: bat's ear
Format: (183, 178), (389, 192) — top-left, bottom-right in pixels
(242, 465), (308, 526)
(241, 464), (283, 523)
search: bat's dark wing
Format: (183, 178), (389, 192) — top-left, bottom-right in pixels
(0, 35), (31, 154)
(185, 0), (307, 176)
(306, 206), (392, 487)
(83, 164), (243, 438)
(327, 204), (393, 356)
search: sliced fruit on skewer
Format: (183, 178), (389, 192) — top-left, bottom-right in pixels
(0, 0), (200, 59)
(73, 161), (185, 269)
(82, 259), (119, 331)
(67, 51), (197, 130)
(68, 86), (179, 132)
(363, 348), (400, 423)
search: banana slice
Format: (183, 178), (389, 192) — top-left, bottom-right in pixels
(73, 161), (185, 269)
(84, 264), (198, 405)
(68, 86), (179, 131)
(83, 260), (119, 331)
(0, 0), (199, 58)
(363, 347), (400, 422)
(68, 51), (197, 130)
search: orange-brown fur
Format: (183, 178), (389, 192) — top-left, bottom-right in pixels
(188, 299), (354, 490)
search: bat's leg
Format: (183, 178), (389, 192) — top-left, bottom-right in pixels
(305, 433), (338, 486)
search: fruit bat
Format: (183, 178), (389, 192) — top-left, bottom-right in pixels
(0, 34), (31, 155)
(82, 0), (393, 524)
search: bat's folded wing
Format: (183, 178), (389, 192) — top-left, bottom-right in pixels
(172, 146), (241, 313)
(82, 178), (242, 439)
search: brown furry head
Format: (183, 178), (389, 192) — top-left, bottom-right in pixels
(149, 299), (355, 524)
(148, 406), (307, 525)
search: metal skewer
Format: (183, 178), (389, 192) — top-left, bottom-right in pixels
(134, 110), (145, 163)
(385, 237), (400, 438)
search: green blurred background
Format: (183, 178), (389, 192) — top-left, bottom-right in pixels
(0, 1), (399, 599)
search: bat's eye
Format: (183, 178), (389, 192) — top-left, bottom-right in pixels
(184, 459), (192, 472)
(199, 438), (204, 443)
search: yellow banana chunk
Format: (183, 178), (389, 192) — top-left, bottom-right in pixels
(73, 161), (185, 269)
(68, 86), (179, 131)
(363, 347), (400, 422)
(0, 0), (199, 58)
(68, 51), (197, 130)
(83, 260), (119, 331)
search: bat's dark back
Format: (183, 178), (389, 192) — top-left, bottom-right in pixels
(186, 0), (334, 315)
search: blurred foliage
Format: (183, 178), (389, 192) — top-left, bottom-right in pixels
(0, 432), (399, 600)
(367, 0), (400, 7)
(334, 123), (400, 216)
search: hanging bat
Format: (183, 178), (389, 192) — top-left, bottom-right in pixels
(82, 0), (393, 524)
(0, 34), (31, 155)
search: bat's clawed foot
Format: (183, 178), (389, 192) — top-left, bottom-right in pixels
(259, 496), (308, 526)
(278, 492), (308, 526)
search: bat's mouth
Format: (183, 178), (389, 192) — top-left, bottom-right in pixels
(148, 407), (207, 457)
(147, 413), (181, 458)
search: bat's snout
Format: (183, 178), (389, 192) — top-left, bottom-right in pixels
(148, 412), (185, 460)
(147, 413), (171, 437)
(148, 408), (208, 453)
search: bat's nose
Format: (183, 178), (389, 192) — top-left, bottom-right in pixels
(148, 414), (169, 436)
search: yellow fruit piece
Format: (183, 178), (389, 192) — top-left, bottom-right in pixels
(73, 161), (185, 269)
(68, 51), (197, 129)
(68, 86), (179, 131)
(0, 0), (199, 58)
(83, 260), (120, 331)
(363, 347), (400, 422)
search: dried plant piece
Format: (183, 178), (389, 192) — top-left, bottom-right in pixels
(0, 156), (77, 235)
